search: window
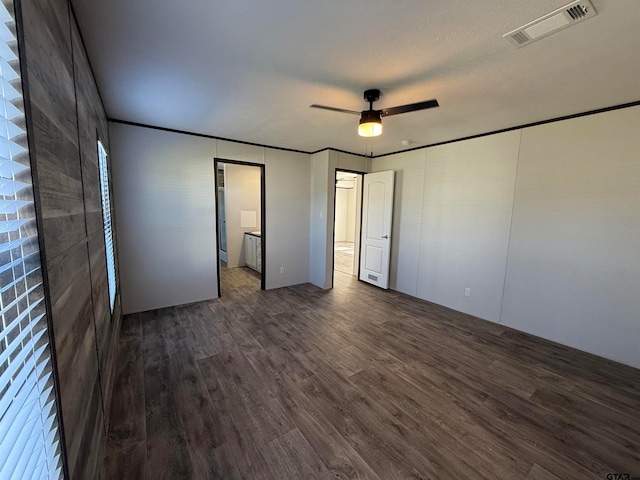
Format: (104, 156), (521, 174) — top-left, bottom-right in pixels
(0, 1), (63, 479)
(97, 140), (116, 312)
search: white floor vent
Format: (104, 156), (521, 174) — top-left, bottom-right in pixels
(503, 0), (597, 48)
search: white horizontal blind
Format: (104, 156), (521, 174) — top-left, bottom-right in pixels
(0, 0), (63, 479)
(98, 141), (116, 312)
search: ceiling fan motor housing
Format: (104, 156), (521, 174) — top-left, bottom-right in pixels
(363, 89), (381, 104)
(360, 109), (382, 125)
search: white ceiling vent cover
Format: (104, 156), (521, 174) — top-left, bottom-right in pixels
(503, 0), (597, 47)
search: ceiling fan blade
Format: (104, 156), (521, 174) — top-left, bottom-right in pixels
(310, 104), (361, 115)
(380, 99), (439, 117)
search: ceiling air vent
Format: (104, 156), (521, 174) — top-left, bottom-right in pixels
(567, 5), (590, 20)
(503, 0), (597, 48)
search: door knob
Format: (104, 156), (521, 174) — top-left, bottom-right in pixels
(382, 235), (389, 239)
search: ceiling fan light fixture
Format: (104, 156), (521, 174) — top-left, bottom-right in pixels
(310, 88), (438, 137)
(358, 110), (383, 137)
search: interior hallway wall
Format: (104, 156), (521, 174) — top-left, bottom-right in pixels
(345, 185), (357, 243)
(334, 189), (349, 242)
(223, 163), (261, 267)
(335, 180), (358, 243)
(309, 151), (331, 288)
(309, 150), (367, 288)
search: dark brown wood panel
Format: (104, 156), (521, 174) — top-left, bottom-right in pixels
(21, 0), (74, 130)
(75, 378), (107, 480)
(70, 11), (122, 434)
(103, 267), (640, 479)
(45, 240), (100, 478)
(28, 102), (86, 258)
(21, 0), (85, 260)
(20, 0), (122, 478)
(71, 15), (106, 236)
(88, 231), (110, 365)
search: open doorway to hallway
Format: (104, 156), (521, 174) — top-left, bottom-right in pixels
(333, 170), (363, 282)
(214, 159), (265, 296)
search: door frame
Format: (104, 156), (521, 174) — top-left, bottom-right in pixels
(213, 158), (266, 296)
(331, 168), (365, 288)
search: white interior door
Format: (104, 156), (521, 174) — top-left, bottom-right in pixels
(359, 170), (394, 289)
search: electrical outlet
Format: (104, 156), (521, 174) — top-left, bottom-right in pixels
(280, 267), (285, 274)
(464, 288), (471, 297)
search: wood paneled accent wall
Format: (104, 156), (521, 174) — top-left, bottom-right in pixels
(19, 0), (122, 478)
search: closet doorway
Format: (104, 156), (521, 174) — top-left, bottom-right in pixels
(214, 158), (266, 296)
(332, 170), (363, 284)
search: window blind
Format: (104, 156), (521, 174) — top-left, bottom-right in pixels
(0, 0), (63, 478)
(97, 141), (116, 312)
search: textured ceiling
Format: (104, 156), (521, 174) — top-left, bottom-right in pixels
(71, 0), (640, 156)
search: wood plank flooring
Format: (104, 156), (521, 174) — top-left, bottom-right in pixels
(334, 241), (355, 275)
(103, 267), (640, 479)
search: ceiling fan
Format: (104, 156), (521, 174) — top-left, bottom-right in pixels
(310, 89), (439, 137)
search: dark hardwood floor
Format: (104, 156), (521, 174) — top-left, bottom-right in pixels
(102, 268), (640, 479)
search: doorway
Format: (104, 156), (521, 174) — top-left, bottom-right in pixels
(332, 170), (363, 284)
(214, 158), (266, 296)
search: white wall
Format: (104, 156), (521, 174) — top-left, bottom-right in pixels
(417, 132), (520, 322)
(309, 150), (367, 288)
(109, 123), (311, 313)
(334, 188), (349, 242)
(371, 105), (640, 368)
(345, 186), (357, 242)
(109, 123), (218, 313)
(309, 151), (331, 288)
(264, 148), (311, 289)
(501, 107), (640, 368)
(223, 163), (261, 268)
(334, 186), (356, 243)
